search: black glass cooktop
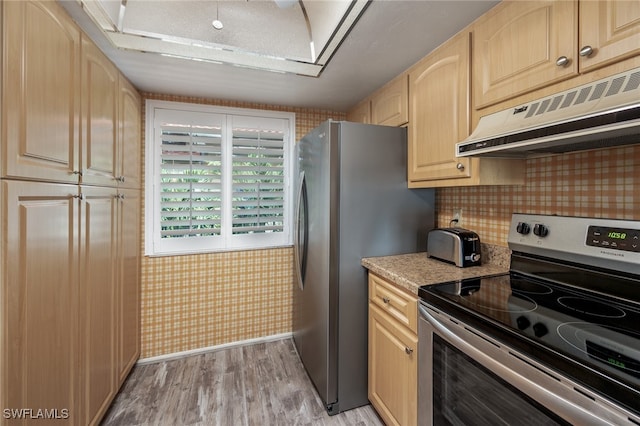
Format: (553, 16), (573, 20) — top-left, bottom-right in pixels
(419, 269), (640, 416)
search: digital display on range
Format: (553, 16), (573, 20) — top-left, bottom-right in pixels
(586, 226), (640, 253)
(586, 340), (640, 380)
(608, 232), (627, 240)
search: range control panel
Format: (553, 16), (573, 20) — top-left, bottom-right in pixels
(508, 214), (640, 275)
(586, 226), (640, 253)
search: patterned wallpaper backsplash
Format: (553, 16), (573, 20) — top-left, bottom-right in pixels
(436, 145), (640, 247)
(139, 93), (639, 359)
(139, 92), (345, 358)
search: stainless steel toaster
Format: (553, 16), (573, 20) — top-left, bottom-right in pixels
(427, 228), (481, 267)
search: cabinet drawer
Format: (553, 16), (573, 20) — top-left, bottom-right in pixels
(369, 273), (417, 334)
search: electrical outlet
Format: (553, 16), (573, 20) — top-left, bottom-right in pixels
(452, 208), (462, 227)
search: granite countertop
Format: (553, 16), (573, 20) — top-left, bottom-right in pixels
(362, 246), (511, 295)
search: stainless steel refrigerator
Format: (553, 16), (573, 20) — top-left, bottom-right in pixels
(293, 120), (434, 414)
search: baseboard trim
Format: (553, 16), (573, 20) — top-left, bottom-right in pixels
(137, 332), (293, 365)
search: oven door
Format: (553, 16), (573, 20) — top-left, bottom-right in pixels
(418, 302), (637, 426)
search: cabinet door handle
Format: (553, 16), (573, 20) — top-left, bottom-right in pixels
(456, 162), (465, 171)
(72, 194), (84, 200)
(555, 56), (570, 67)
(72, 170), (83, 176)
(382, 297), (390, 304)
(579, 45), (594, 57)
(405, 347), (413, 355)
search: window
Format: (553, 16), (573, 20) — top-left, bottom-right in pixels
(145, 100), (295, 255)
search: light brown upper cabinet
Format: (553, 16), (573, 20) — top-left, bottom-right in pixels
(408, 32), (472, 183)
(2, 1), (142, 190)
(346, 99), (371, 124)
(118, 76), (143, 189)
(473, 0), (640, 109)
(346, 73), (408, 127)
(371, 73), (409, 127)
(579, 1), (640, 73)
(2, 0), (81, 184)
(408, 31), (524, 188)
(473, 1), (578, 109)
(81, 37), (119, 187)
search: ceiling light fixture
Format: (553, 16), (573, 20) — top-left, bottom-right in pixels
(212, 2), (223, 30)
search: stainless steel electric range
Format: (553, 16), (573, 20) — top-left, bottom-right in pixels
(418, 214), (640, 425)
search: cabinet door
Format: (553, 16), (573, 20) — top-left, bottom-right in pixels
(2, 0), (80, 183)
(371, 74), (409, 127)
(2, 181), (79, 425)
(346, 99), (371, 123)
(81, 37), (119, 187)
(579, 0), (640, 73)
(369, 303), (417, 426)
(116, 188), (141, 383)
(117, 76), (142, 189)
(473, 0), (578, 109)
(408, 32), (471, 183)
(79, 186), (118, 425)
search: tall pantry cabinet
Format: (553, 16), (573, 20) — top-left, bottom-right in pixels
(1, 1), (142, 425)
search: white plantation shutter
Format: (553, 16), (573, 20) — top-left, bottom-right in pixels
(159, 122), (223, 238)
(231, 117), (286, 237)
(146, 102), (293, 256)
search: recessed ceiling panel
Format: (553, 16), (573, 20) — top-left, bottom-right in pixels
(81, 0), (369, 76)
(60, 0), (501, 111)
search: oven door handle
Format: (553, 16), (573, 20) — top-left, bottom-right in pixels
(418, 304), (622, 426)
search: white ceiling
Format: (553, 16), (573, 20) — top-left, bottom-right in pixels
(60, 0), (499, 112)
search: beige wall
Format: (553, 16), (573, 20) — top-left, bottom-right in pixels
(436, 144), (640, 246)
(140, 92), (345, 358)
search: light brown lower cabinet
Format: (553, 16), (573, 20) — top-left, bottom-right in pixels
(80, 186), (118, 425)
(117, 188), (141, 384)
(2, 181), (81, 424)
(368, 273), (418, 426)
(1, 180), (140, 425)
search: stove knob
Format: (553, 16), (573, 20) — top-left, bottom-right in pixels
(533, 224), (549, 237)
(516, 222), (530, 235)
(533, 323), (548, 338)
(516, 316), (530, 330)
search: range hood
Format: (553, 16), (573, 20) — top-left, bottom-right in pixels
(456, 67), (640, 158)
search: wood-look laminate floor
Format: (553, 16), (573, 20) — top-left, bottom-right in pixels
(101, 338), (384, 425)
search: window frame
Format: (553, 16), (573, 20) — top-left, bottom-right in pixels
(144, 100), (295, 256)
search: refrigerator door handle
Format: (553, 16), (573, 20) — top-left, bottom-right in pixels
(294, 171), (309, 290)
